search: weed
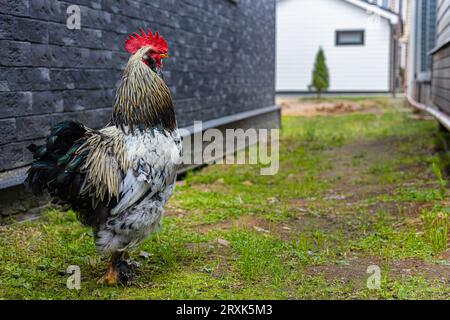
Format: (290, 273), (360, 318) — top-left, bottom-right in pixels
(421, 207), (449, 254)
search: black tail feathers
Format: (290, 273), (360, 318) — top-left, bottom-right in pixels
(24, 121), (87, 196)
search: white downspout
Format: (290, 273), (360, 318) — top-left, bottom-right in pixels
(406, 95), (450, 131)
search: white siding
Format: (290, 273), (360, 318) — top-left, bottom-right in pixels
(276, 0), (392, 92)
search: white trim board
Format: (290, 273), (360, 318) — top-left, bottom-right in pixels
(343, 0), (399, 24)
(181, 105), (280, 136)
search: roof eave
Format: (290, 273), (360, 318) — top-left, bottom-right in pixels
(342, 0), (399, 24)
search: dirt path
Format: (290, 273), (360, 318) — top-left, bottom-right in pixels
(182, 98), (449, 293)
(278, 96), (386, 117)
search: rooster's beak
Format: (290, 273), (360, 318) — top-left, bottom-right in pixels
(160, 53), (169, 59)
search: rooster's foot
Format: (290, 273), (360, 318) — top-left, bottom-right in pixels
(116, 255), (140, 285)
(97, 262), (119, 286)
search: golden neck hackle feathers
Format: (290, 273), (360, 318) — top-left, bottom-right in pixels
(112, 46), (176, 133)
(78, 127), (129, 206)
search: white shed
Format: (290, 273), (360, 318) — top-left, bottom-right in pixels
(276, 0), (399, 93)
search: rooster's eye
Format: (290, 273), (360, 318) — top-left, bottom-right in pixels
(143, 55), (157, 71)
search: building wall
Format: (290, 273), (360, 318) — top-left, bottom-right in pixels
(432, 0), (450, 114)
(435, 0), (450, 48)
(0, 0), (276, 175)
(276, 0), (392, 92)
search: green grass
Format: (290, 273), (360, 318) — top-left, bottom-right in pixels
(0, 99), (448, 299)
(421, 206), (449, 255)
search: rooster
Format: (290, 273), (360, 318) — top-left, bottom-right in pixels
(24, 29), (182, 285)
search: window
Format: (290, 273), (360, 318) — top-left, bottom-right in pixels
(415, 0), (437, 81)
(368, 0), (390, 8)
(335, 30), (365, 46)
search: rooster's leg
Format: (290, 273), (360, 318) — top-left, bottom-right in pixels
(97, 252), (121, 286)
(116, 251), (140, 285)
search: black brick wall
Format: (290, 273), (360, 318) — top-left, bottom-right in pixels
(0, 0), (276, 172)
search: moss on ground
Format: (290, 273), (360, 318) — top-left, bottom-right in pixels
(0, 99), (449, 299)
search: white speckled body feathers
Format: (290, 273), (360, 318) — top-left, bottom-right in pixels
(94, 126), (182, 254)
(112, 127), (182, 215)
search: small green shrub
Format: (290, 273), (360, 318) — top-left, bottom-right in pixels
(310, 47), (330, 98)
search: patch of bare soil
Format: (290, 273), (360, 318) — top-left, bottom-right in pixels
(305, 254), (450, 286)
(279, 99), (383, 117)
(277, 122), (445, 248)
(364, 202), (433, 218)
(283, 136), (436, 230)
(321, 136), (434, 204)
(193, 215), (275, 235)
(164, 208), (186, 217)
(190, 181), (230, 193)
(192, 210), (351, 242)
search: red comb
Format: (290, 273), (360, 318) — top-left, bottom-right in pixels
(125, 29), (168, 54)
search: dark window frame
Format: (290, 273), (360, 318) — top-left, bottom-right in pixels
(335, 30), (365, 46)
